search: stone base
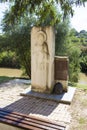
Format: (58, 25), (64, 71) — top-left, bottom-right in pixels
(20, 86), (76, 104)
(31, 85), (53, 94)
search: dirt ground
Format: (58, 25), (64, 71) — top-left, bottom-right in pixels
(69, 73), (87, 130)
(69, 88), (87, 130)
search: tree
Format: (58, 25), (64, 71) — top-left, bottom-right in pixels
(80, 46), (87, 73)
(1, 0), (87, 26)
(1, 0), (87, 80)
(0, 34), (20, 68)
(55, 23), (82, 82)
(69, 28), (78, 36)
(2, 15), (37, 78)
(55, 18), (70, 55)
(70, 29), (87, 73)
(68, 45), (81, 82)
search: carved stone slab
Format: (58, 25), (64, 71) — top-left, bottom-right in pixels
(31, 26), (55, 93)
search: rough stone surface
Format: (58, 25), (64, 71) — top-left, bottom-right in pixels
(21, 86), (76, 104)
(31, 26), (55, 93)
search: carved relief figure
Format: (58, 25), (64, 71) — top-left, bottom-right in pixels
(34, 30), (49, 89)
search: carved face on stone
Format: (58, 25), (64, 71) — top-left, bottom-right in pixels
(37, 31), (47, 46)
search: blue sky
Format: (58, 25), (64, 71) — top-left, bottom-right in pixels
(0, 2), (87, 33)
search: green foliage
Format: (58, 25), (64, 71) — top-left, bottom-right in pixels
(0, 34), (20, 68)
(0, 35), (9, 51)
(55, 24), (85, 82)
(68, 46), (81, 82)
(2, 15), (34, 78)
(80, 47), (87, 72)
(55, 21), (81, 82)
(76, 83), (87, 90)
(72, 30), (87, 74)
(8, 29), (31, 77)
(55, 19), (69, 55)
(1, 0), (87, 81)
(69, 28), (78, 36)
(0, 51), (19, 68)
(1, 0), (87, 26)
(69, 28), (80, 45)
(36, 2), (61, 26)
(79, 117), (86, 124)
(67, 28), (87, 81)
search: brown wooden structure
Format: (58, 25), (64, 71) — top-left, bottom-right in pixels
(54, 56), (68, 81)
(0, 108), (66, 130)
(54, 56), (69, 92)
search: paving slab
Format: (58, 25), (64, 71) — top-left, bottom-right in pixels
(0, 80), (72, 126)
(20, 86), (76, 104)
(11, 79), (31, 84)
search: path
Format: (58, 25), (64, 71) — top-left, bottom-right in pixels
(0, 79), (71, 129)
(78, 73), (87, 84)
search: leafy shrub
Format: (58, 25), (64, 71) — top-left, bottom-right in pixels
(68, 46), (81, 82)
(55, 22), (81, 83)
(80, 47), (87, 73)
(0, 51), (20, 68)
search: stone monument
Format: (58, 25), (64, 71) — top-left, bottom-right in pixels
(31, 26), (55, 93)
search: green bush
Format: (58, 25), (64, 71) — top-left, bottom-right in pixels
(68, 46), (81, 82)
(0, 51), (20, 68)
(80, 48), (87, 73)
(55, 22), (81, 83)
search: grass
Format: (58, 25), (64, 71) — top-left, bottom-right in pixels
(0, 68), (23, 77)
(0, 76), (13, 84)
(76, 83), (87, 90)
(79, 117), (86, 124)
(79, 73), (87, 82)
(0, 68), (29, 84)
(69, 72), (87, 90)
(0, 68), (23, 84)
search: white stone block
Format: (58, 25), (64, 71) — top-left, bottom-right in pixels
(31, 26), (55, 93)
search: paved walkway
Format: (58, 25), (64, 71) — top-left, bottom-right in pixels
(0, 79), (71, 128)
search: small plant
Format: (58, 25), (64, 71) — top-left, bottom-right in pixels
(79, 117), (86, 124)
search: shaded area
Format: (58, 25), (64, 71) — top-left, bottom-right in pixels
(0, 76), (13, 84)
(0, 108), (66, 130)
(3, 96), (58, 116)
(20, 86), (76, 104)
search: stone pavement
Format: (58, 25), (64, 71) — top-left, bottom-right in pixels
(0, 79), (71, 128)
(21, 86), (76, 104)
